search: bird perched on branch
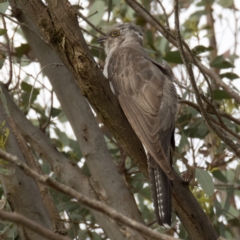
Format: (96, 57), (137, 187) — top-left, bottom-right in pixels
(97, 22), (177, 227)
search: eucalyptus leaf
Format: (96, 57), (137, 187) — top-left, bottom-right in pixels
(0, 28), (7, 36)
(163, 50), (183, 64)
(217, 0), (233, 8)
(0, 1), (9, 13)
(196, 169), (214, 196)
(210, 55), (234, 69)
(223, 187), (234, 213)
(107, 0), (113, 21)
(178, 133), (190, 152)
(15, 44), (31, 58)
(51, 107), (62, 118)
(191, 45), (213, 55)
(220, 72), (239, 80)
(88, 1), (105, 26)
(213, 90), (231, 100)
(212, 169), (228, 183)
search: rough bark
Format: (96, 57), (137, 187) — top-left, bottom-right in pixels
(0, 88), (52, 240)
(7, 2), (147, 239)
(9, 0), (219, 239)
(13, 0), (149, 176)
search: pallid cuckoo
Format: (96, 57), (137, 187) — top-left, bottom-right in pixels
(97, 23), (177, 227)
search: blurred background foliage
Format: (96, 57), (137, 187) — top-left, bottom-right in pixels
(0, 0), (240, 239)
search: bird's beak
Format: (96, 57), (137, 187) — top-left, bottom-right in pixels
(96, 36), (106, 44)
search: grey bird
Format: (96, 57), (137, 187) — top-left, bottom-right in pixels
(97, 23), (177, 227)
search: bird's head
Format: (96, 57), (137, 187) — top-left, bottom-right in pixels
(97, 23), (143, 55)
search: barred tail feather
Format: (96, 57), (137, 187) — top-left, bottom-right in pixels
(148, 156), (172, 227)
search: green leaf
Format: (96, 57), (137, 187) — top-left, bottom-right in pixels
(196, 169), (214, 196)
(138, 186), (152, 201)
(21, 81), (40, 96)
(0, 53), (5, 69)
(178, 133), (190, 152)
(107, 0), (113, 22)
(145, 29), (154, 45)
(213, 198), (222, 217)
(51, 107), (62, 118)
(220, 72), (239, 80)
(54, 128), (70, 147)
(21, 82), (40, 106)
(0, 1), (9, 14)
(31, 103), (46, 116)
(158, 37), (170, 55)
(213, 90), (231, 100)
(177, 113), (192, 127)
(217, 0), (233, 8)
(212, 169), (228, 183)
(0, 28), (7, 36)
(223, 187), (234, 213)
(191, 45), (213, 55)
(88, 1), (105, 26)
(183, 122), (208, 139)
(163, 50), (183, 64)
(15, 44), (30, 58)
(68, 139), (82, 159)
(196, 0), (214, 6)
(41, 161), (51, 175)
(225, 169), (235, 183)
(210, 55), (234, 69)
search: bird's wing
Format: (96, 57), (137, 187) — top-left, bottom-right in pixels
(108, 46), (177, 179)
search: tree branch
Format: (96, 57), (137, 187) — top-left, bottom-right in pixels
(0, 149), (179, 240)
(125, 0), (240, 104)
(77, 12), (105, 36)
(7, 2), (147, 238)
(12, 1), (221, 239)
(174, 0), (240, 158)
(0, 88), (52, 240)
(179, 99), (240, 126)
(0, 210), (70, 240)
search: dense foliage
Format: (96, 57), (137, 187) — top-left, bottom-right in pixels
(0, 0), (239, 239)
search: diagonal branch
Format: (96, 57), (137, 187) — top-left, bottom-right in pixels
(179, 99), (240, 126)
(11, 1), (218, 239)
(174, 0), (240, 158)
(0, 210), (70, 240)
(0, 149), (179, 240)
(125, 0), (240, 104)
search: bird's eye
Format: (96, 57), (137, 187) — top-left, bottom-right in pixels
(111, 30), (120, 37)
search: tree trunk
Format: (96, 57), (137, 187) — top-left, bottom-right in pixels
(0, 98), (52, 240)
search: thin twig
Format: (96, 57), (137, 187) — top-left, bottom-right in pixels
(200, 94), (225, 126)
(173, 78), (195, 94)
(0, 150), (179, 240)
(41, 89), (54, 131)
(77, 12), (105, 36)
(174, 0), (240, 157)
(28, 63), (63, 109)
(0, 210), (70, 240)
(125, 0), (240, 104)
(210, 154), (237, 169)
(214, 183), (240, 190)
(199, 95), (240, 141)
(156, 0), (170, 29)
(80, 26), (98, 38)
(0, 13), (48, 45)
(179, 97), (240, 141)
(179, 99), (240, 126)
